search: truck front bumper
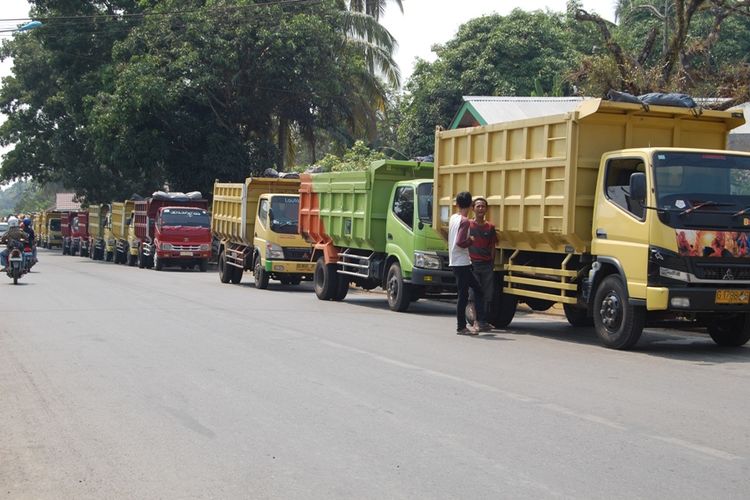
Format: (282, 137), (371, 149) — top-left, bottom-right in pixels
(410, 267), (456, 288)
(648, 286), (750, 312)
(266, 260), (316, 274)
(156, 250), (211, 260)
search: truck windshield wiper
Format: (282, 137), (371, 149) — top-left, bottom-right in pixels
(679, 201), (734, 216)
(732, 206), (750, 217)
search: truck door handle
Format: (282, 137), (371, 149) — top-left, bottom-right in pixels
(595, 228), (607, 239)
(387, 233), (393, 240)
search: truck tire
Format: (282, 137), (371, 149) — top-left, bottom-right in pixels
(219, 253), (232, 283)
(199, 259), (208, 272)
(106, 250), (113, 262)
(314, 256), (337, 300)
(154, 253), (164, 271)
(137, 248), (146, 269)
(334, 273), (349, 301)
(593, 275), (645, 350)
(563, 303), (593, 327)
(488, 287), (517, 329)
(386, 262), (411, 312)
(708, 314), (750, 347)
(127, 250), (137, 267)
(254, 256), (269, 289)
(230, 265), (243, 284)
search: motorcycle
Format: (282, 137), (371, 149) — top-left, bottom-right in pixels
(5, 241), (27, 284)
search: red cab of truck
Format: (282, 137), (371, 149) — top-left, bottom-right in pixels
(132, 194), (211, 271)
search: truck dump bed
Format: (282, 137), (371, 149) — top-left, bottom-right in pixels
(299, 160), (433, 252)
(87, 205), (106, 239)
(212, 177), (301, 245)
(111, 201), (135, 240)
(434, 98), (745, 254)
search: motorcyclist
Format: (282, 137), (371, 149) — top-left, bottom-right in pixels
(1, 217), (29, 272)
(21, 217), (37, 264)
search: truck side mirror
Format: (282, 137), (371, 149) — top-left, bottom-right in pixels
(629, 172), (647, 203)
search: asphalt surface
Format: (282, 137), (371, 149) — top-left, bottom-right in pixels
(1, 249), (748, 499)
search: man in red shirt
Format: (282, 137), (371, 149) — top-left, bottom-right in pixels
(468, 197), (497, 324)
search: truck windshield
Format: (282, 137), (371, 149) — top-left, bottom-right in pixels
(49, 219), (61, 231)
(160, 209), (210, 227)
(653, 151), (750, 228)
(417, 182), (433, 225)
(270, 196), (299, 234)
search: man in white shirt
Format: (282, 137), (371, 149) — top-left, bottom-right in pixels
(449, 192), (491, 335)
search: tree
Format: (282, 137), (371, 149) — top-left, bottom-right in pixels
(573, 0), (750, 106)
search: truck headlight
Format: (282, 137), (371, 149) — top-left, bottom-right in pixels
(414, 251), (441, 270)
(199, 243), (210, 251)
(266, 242), (285, 260)
(161, 242), (173, 250)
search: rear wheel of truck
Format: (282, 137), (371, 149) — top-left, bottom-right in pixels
(106, 250), (113, 262)
(563, 303), (593, 327)
(127, 250), (137, 267)
(254, 256), (269, 289)
(218, 253), (232, 283)
(488, 288), (517, 329)
(386, 262), (411, 312)
(593, 275), (645, 350)
(708, 314), (750, 347)
(137, 248), (146, 269)
(230, 265), (243, 284)
(199, 258), (208, 273)
(334, 272), (349, 301)
(314, 256), (337, 300)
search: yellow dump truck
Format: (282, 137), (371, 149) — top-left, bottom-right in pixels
(435, 98), (750, 349)
(36, 211), (47, 247)
(110, 200), (136, 265)
(212, 177), (315, 288)
(87, 204), (110, 261)
(40, 210), (62, 248)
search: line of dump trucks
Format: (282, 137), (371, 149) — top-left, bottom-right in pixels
(31, 98), (750, 349)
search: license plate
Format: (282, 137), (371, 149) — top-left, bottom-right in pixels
(715, 290), (750, 304)
(180, 251), (192, 256)
(9, 257), (22, 262)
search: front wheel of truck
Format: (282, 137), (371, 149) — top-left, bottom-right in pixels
(314, 256), (337, 300)
(219, 253), (232, 283)
(254, 256), (269, 289)
(708, 314), (750, 347)
(154, 253), (164, 271)
(593, 275), (645, 350)
(199, 258), (208, 272)
(386, 262), (411, 312)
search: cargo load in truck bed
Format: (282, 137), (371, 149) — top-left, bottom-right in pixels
(434, 98), (745, 254)
(299, 160), (433, 252)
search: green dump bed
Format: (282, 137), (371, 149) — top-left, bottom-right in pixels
(211, 177), (302, 246)
(299, 160), (433, 252)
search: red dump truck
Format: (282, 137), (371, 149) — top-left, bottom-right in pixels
(61, 212), (78, 255)
(77, 210), (90, 257)
(129, 193), (211, 271)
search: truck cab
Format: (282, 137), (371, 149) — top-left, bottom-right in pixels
(152, 206), (212, 271)
(252, 193), (315, 288)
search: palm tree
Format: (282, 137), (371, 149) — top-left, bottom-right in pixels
(348, 0), (403, 21)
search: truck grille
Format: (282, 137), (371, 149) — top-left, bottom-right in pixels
(283, 247), (313, 261)
(171, 244), (202, 252)
(693, 262), (750, 281)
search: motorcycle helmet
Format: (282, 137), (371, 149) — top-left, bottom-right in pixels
(7, 216), (19, 227)
(23, 217), (31, 227)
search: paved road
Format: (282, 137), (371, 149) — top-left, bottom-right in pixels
(1, 249), (748, 499)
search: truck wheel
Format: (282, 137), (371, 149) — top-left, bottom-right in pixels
(254, 257), (269, 289)
(219, 253), (232, 283)
(708, 314), (750, 347)
(199, 259), (208, 272)
(334, 272), (349, 301)
(386, 262), (411, 312)
(154, 253), (163, 271)
(488, 289), (517, 329)
(314, 256), (337, 300)
(137, 248), (146, 269)
(593, 275), (645, 350)
(127, 250), (137, 267)
(230, 265), (243, 284)
(563, 303), (593, 327)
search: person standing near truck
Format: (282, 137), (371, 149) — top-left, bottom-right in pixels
(468, 197), (497, 323)
(449, 192), (491, 335)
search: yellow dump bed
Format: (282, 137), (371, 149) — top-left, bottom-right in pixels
(88, 204), (106, 239)
(110, 200), (135, 240)
(37, 211), (48, 240)
(434, 98), (744, 254)
(212, 177), (301, 245)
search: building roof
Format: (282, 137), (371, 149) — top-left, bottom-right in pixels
(55, 192), (82, 211)
(449, 96), (587, 129)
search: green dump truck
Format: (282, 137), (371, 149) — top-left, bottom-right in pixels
(299, 160), (455, 311)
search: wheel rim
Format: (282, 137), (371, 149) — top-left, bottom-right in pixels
(387, 270), (399, 302)
(600, 290), (622, 332)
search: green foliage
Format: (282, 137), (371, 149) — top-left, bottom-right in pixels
(0, 180), (58, 214)
(395, 9), (591, 157)
(302, 140), (386, 172)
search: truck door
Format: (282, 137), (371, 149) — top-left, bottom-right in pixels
(386, 185), (416, 273)
(592, 155), (650, 300)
